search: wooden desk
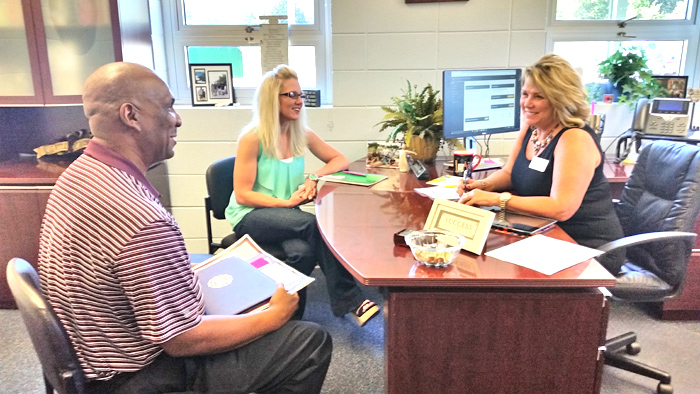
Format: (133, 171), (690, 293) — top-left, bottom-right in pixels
(315, 163), (615, 394)
(604, 158), (700, 320)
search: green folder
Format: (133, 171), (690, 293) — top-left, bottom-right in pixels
(321, 171), (388, 187)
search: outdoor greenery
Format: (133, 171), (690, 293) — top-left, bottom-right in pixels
(569, 0), (685, 20)
(597, 48), (667, 108)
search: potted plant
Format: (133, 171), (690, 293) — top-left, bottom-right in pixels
(374, 81), (460, 163)
(597, 48), (667, 108)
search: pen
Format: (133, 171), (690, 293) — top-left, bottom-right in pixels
(463, 164), (471, 183)
(342, 170), (366, 177)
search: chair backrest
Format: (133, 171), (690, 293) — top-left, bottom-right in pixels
(206, 156), (236, 220)
(6, 258), (86, 394)
(616, 140), (700, 287)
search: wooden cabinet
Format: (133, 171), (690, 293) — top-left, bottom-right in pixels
(0, 0), (122, 105)
(658, 219), (700, 320)
(0, 187), (52, 308)
(0, 159), (68, 308)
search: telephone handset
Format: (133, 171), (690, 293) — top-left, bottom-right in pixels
(616, 98), (649, 162)
(631, 98), (650, 132)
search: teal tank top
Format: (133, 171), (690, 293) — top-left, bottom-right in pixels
(224, 139), (305, 228)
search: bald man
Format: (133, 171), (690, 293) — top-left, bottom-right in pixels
(38, 62), (332, 394)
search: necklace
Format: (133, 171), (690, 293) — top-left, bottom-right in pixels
(531, 127), (554, 155)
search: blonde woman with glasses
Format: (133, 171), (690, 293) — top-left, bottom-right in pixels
(225, 65), (379, 326)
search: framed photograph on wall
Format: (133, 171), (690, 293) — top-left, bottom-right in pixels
(653, 75), (688, 98)
(188, 64), (235, 106)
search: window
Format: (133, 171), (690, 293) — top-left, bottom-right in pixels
(548, 0), (699, 92)
(556, 0), (693, 21)
(161, 0), (330, 105)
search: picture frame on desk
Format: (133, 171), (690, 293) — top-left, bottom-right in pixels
(424, 198), (495, 254)
(654, 75), (688, 98)
(188, 63), (235, 107)
(302, 90), (321, 107)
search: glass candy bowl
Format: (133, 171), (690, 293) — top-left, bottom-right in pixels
(405, 230), (466, 268)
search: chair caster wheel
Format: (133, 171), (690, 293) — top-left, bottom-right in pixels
(626, 342), (641, 355)
(657, 382), (673, 394)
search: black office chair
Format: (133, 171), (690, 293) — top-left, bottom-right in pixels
(596, 141), (700, 394)
(6, 258), (87, 394)
(204, 156), (286, 259)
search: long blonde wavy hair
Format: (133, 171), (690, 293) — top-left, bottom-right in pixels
(523, 54), (590, 129)
(241, 65), (308, 159)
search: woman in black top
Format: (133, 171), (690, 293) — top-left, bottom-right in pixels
(457, 54), (625, 274)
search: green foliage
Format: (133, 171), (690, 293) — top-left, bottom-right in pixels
(375, 81), (445, 145)
(569, 0), (684, 20)
(597, 47), (667, 108)
(647, 0), (684, 14)
(574, 0), (610, 20)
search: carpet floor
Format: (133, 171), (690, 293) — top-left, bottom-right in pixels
(2, 268), (699, 394)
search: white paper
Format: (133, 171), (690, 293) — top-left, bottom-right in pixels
(261, 23), (289, 73)
(485, 234), (604, 275)
(193, 234), (314, 296)
(414, 186), (461, 201)
(258, 263), (312, 293)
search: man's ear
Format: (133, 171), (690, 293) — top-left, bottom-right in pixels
(120, 102), (141, 131)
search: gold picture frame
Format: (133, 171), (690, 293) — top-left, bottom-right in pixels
(424, 198), (494, 255)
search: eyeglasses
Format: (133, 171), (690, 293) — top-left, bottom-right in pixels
(279, 91), (306, 100)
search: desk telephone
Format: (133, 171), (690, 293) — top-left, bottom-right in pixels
(616, 98), (697, 162)
(633, 98), (692, 137)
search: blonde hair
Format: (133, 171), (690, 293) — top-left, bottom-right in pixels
(242, 65), (308, 159)
(523, 54), (590, 128)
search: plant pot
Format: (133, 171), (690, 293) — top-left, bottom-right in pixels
(407, 136), (439, 164)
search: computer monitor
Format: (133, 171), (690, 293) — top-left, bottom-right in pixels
(442, 69), (522, 143)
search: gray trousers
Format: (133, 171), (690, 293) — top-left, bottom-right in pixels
(85, 321), (332, 394)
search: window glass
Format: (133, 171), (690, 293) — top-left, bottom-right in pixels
(553, 40), (685, 84)
(164, 0), (327, 105)
(187, 45), (316, 88)
(41, 0), (115, 96)
(183, 0), (314, 26)
(556, 0), (691, 21)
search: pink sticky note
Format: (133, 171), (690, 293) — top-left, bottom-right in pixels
(250, 257), (269, 269)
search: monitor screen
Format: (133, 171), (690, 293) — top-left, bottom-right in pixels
(443, 69), (522, 140)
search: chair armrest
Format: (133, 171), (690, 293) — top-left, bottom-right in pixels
(597, 231), (696, 255)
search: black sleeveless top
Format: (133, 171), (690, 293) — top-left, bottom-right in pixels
(510, 125), (625, 273)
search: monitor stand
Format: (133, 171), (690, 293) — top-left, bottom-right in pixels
(464, 137), (477, 151)
(463, 137), (503, 171)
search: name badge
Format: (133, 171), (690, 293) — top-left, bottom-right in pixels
(529, 156), (549, 172)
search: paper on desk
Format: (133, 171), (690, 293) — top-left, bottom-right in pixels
(414, 186), (461, 201)
(485, 234), (604, 275)
(426, 175), (462, 186)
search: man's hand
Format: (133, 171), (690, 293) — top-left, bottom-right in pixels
(267, 283), (299, 328)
